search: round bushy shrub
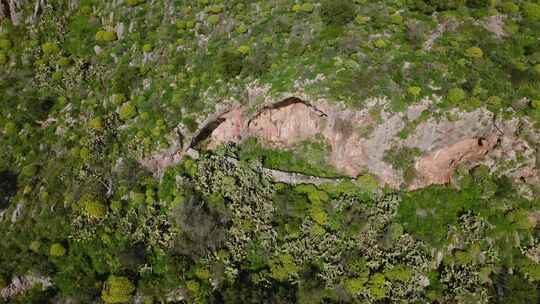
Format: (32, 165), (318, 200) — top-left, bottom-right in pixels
(96, 30), (117, 42)
(41, 42), (59, 55)
(29, 240), (41, 253)
(88, 117), (103, 130)
(500, 2), (519, 13)
(301, 3), (314, 13)
(465, 47), (483, 58)
(237, 45), (250, 55)
(447, 88), (466, 104)
(101, 276), (135, 304)
(320, 0), (355, 26)
(119, 102), (137, 120)
(407, 86), (422, 97)
(142, 43), (153, 53)
(373, 39), (387, 48)
(0, 38), (12, 50)
(207, 14), (220, 25)
(49, 243), (66, 257)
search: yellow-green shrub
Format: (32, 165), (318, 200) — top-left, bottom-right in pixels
(119, 102), (136, 120)
(465, 47), (483, 59)
(101, 276), (135, 304)
(49, 243), (66, 257)
(96, 30), (117, 42)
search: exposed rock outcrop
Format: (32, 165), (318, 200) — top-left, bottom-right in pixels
(142, 96), (538, 191)
(1, 275), (52, 299)
(411, 135), (499, 189)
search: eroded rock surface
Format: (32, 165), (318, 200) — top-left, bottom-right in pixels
(202, 97), (509, 189)
(412, 136), (499, 189)
(143, 96), (538, 191)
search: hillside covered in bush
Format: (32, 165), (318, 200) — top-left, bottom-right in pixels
(1, 0), (540, 303)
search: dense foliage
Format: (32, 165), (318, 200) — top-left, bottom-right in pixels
(0, 0), (539, 303)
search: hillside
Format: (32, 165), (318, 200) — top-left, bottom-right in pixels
(1, 0), (540, 303)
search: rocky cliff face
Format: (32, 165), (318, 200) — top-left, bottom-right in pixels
(143, 96), (539, 193)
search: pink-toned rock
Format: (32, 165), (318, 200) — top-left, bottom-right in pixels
(243, 99), (376, 180)
(207, 107), (247, 149)
(412, 135), (499, 189)
(206, 98), (387, 183)
(145, 97), (536, 190)
(203, 98), (505, 189)
(248, 102), (325, 147)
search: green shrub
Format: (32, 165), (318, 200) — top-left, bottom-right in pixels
(65, 14), (99, 56)
(384, 266), (412, 282)
(207, 15), (220, 25)
(465, 47), (483, 59)
(344, 276), (368, 295)
(129, 191), (145, 205)
(101, 276), (136, 304)
(320, 0), (355, 26)
(41, 42), (60, 55)
(52, 71), (63, 81)
(30, 240), (41, 253)
(522, 2), (540, 22)
(237, 45), (250, 55)
(119, 102), (137, 120)
(500, 2), (519, 13)
(126, 0), (143, 7)
(0, 38), (12, 50)
(415, 0), (466, 12)
(408, 86), (422, 97)
(208, 5), (223, 14)
(235, 24), (248, 34)
(80, 195), (107, 219)
(88, 117), (103, 130)
(486, 95), (504, 112)
(0, 52), (7, 64)
(186, 280), (200, 295)
(373, 39), (387, 49)
(390, 14), (404, 25)
(301, 3), (315, 13)
(465, 0), (491, 9)
(310, 206), (328, 225)
(218, 50), (243, 77)
(355, 15), (369, 24)
(447, 88), (466, 104)
(49, 243), (66, 257)
(356, 174), (379, 193)
(368, 273), (388, 299)
(96, 30), (117, 42)
(533, 64), (540, 76)
(142, 43), (153, 53)
(269, 254), (300, 282)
